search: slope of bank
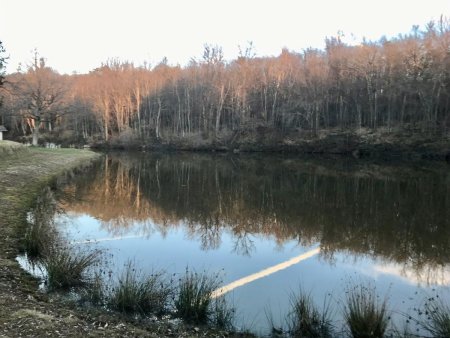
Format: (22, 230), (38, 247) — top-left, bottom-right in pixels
(0, 144), (237, 337)
(96, 127), (450, 161)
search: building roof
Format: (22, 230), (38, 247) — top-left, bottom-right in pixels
(0, 125), (7, 132)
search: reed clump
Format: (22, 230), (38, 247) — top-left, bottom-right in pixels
(108, 261), (173, 315)
(42, 246), (100, 290)
(286, 290), (334, 337)
(343, 283), (389, 338)
(418, 297), (450, 338)
(175, 269), (219, 324)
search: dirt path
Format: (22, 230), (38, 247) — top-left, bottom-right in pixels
(0, 145), (236, 337)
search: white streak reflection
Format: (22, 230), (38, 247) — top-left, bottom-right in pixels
(212, 247), (320, 298)
(71, 234), (145, 244)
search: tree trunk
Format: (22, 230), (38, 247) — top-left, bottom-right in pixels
(32, 119), (40, 146)
(186, 87), (191, 134)
(104, 115), (109, 141)
(215, 85), (225, 136)
(400, 94), (407, 126)
(156, 97), (162, 140)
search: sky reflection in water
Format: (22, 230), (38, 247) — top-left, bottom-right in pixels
(51, 153), (450, 333)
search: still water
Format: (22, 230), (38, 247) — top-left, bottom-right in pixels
(31, 153), (450, 333)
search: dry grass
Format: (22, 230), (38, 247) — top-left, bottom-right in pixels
(0, 140), (28, 155)
(0, 147), (101, 259)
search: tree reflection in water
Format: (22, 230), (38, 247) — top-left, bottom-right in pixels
(57, 152), (450, 285)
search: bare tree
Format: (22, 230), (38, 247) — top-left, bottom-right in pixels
(0, 41), (6, 89)
(3, 19), (450, 146)
(8, 54), (67, 145)
(0, 41), (8, 124)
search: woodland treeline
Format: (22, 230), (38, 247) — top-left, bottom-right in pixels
(0, 19), (449, 148)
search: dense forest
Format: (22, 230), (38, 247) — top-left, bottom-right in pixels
(1, 18), (450, 155)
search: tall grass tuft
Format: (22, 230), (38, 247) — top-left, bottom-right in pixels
(175, 269), (220, 324)
(23, 187), (59, 259)
(286, 290), (334, 338)
(210, 296), (235, 330)
(108, 261), (173, 315)
(42, 247), (100, 290)
(418, 297), (450, 337)
(344, 283), (389, 338)
(82, 271), (106, 306)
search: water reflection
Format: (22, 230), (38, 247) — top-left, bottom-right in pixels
(24, 186), (61, 259)
(58, 152), (450, 285)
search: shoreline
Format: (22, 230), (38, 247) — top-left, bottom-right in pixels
(0, 144), (238, 337)
(89, 128), (450, 162)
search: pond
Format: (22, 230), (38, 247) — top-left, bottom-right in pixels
(21, 152), (450, 334)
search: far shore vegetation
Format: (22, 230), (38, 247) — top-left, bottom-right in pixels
(1, 20), (450, 159)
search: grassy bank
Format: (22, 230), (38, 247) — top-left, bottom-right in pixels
(0, 144), (108, 336)
(0, 144), (100, 257)
(0, 143), (244, 337)
(0, 145), (152, 336)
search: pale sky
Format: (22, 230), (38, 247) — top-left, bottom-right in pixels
(0, 0), (449, 74)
